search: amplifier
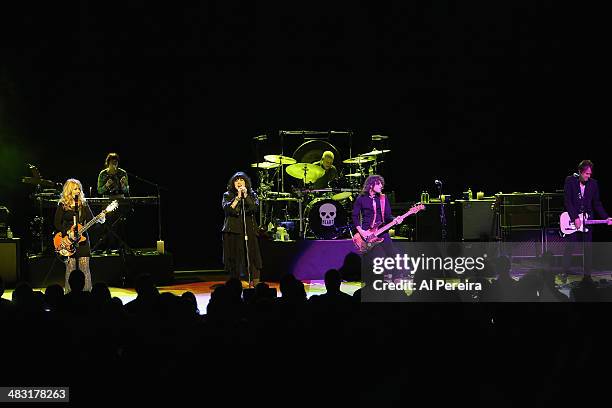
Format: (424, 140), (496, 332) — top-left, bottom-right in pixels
(0, 238), (20, 286)
(415, 202), (457, 241)
(496, 193), (542, 229)
(455, 200), (496, 241)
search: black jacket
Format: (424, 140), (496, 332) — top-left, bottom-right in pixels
(352, 193), (394, 230)
(221, 190), (259, 234)
(564, 175), (608, 221)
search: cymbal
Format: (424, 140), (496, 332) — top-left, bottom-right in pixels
(251, 162), (280, 169)
(22, 177), (55, 188)
(359, 149), (390, 156)
(345, 172), (363, 177)
(343, 156), (374, 164)
(264, 154), (297, 165)
(285, 163), (324, 183)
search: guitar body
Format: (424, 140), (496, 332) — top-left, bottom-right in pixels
(352, 203), (425, 254)
(53, 224), (87, 257)
(352, 229), (385, 254)
(559, 211), (609, 236)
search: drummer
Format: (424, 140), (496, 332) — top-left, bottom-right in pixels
(311, 151), (338, 189)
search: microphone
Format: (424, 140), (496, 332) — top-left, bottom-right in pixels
(573, 173), (579, 177)
(434, 179), (442, 185)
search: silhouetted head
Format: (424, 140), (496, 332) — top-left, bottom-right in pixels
(44, 284), (64, 310)
(92, 282), (112, 303)
(68, 270), (86, 292)
(12, 282), (33, 305)
(225, 278), (243, 300)
(134, 273), (158, 297)
(324, 269), (342, 293)
(181, 291), (200, 315)
(279, 274), (298, 298)
(255, 282), (271, 298)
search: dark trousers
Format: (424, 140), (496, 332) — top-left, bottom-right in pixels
(362, 234), (399, 282)
(562, 229), (593, 275)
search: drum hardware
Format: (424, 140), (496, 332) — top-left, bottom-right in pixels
(343, 156), (374, 164)
(251, 161), (280, 169)
(264, 154), (296, 193)
(357, 149), (390, 175)
(359, 149), (391, 156)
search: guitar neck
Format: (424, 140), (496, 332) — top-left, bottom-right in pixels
(373, 209), (415, 236)
(585, 220), (609, 225)
(79, 212), (105, 235)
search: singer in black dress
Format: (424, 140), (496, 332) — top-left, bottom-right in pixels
(54, 179), (105, 292)
(222, 172), (262, 284)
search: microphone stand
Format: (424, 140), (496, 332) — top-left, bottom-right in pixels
(579, 184), (587, 277)
(73, 195), (80, 283)
(126, 171), (167, 246)
(436, 181), (448, 279)
(241, 190), (252, 287)
(436, 182), (447, 242)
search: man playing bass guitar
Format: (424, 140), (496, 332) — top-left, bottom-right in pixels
(352, 175), (403, 281)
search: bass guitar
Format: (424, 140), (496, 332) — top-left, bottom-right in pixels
(352, 203), (425, 253)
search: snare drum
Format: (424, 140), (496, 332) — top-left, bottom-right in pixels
(304, 198), (350, 240)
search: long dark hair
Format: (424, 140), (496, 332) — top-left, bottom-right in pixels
(578, 160), (594, 172)
(361, 175), (385, 195)
(226, 171), (254, 194)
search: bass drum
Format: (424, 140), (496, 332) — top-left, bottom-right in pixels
(305, 198), (350, 240)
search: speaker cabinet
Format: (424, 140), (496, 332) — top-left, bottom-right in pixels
(415, 202), (457, 241)
(497, 193), (542, 229)
(0, 238), (20, 286)
(455, 200), (496, 240)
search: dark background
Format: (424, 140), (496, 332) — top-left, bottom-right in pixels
(1, 2), (610, 269)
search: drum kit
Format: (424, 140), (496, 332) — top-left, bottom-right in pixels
(252, 148), (391, 239)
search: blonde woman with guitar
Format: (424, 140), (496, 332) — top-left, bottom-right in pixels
(54, 179), (109, 292)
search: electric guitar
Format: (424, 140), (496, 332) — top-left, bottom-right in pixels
(53, 200), (118, 256)
(559, 211), (611, 236)
(352, 203), (425, 253)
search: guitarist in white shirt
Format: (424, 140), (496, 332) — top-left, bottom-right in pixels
(561, 160), (612, 281)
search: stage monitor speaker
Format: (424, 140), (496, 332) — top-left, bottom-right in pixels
(0, 238), (21, 286)
(455, 200), (496, 240)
